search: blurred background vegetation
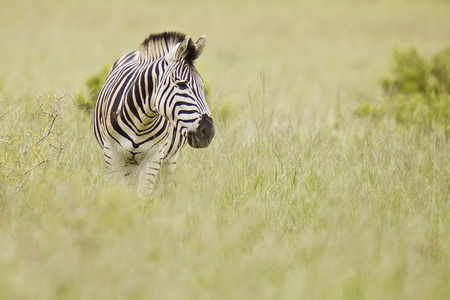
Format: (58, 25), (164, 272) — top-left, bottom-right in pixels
(0, 0), (449, 299)
(355, 47), (450, 132)
(1, 0), (449, 121)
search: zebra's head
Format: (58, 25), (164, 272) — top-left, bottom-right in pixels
(153, 35), (214, 149)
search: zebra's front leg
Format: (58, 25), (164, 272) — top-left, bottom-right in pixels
(137, 158), (162, 197)
(103, 144), (123, 182)
(162, 152), (179, 174)
(103, 143), (136, 184)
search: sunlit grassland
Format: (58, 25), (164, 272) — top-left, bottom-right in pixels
(1, 0), (449, 299)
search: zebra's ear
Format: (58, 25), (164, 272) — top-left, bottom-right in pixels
(191, 36), (206, 61)
(166, 36), (190, 65)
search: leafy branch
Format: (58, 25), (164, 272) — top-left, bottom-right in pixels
(0, 92), (68, 191)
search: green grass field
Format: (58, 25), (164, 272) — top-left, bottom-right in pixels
(1, 0), (449, 299)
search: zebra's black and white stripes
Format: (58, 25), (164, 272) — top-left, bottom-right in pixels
(93, 32), (214, 195)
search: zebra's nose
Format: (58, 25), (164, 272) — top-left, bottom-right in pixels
(198, 114), (214, 138)
(187, 114), (215, 148)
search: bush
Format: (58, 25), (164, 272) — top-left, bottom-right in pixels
(356, 47), (450, 133)
(381, 48), (429, 94)
(430, 47), (450, 94)
(75, 64), (111, 112)
(0, 93), (67, 191)
(391, 92), (450, 128)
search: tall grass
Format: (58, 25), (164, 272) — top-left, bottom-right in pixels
(0, 88), (448, 299)
(1, 0), (449, 299)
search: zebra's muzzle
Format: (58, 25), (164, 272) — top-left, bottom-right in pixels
(187, 114), (215, 148)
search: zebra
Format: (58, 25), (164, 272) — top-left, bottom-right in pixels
(93, 31), (215, 195)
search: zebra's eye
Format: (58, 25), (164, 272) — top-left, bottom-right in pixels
(176, 81), (189, 90)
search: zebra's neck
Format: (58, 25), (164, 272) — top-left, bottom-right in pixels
(118, 58), (166, 133)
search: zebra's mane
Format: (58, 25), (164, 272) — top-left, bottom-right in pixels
(139, 31), (197, 63)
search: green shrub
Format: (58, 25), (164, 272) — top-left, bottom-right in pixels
(353, 101), (385, 120)
(75, 63), (111, 111)
(430, 47), (450, 94)
(391, 92), (450, 127)
(380, 47), (450, 95)
(356, 47), (450, 133)
(381, 48), (429, 94)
